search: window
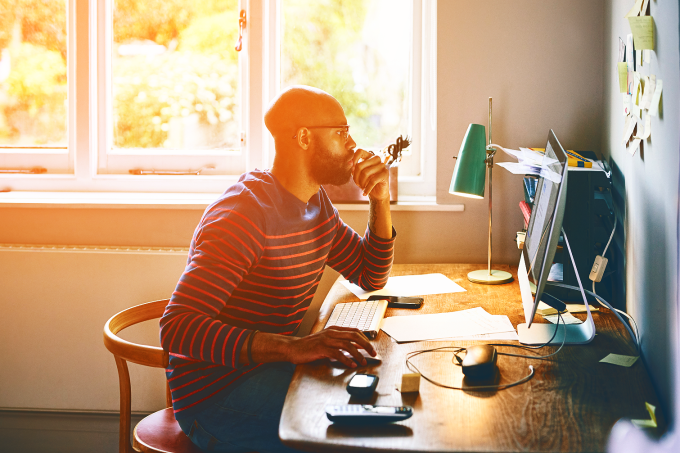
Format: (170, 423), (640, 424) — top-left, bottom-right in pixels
(0, 0), (72, 174)
(0, 0), (436, 196)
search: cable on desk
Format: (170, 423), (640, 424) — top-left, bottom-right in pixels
(403, 314), (567, 391)
(551, 281), (640, 353)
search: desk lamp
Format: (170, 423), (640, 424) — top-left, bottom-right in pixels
(449, 98), (513, 284)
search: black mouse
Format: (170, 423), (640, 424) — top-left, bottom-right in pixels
(461, 345), (498, 380)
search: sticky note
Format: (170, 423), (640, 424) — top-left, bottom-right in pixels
(628, 138), (642, 156)
(633, 72), (641, 105)
(642, 75), (656, 109)
(643, 113), (651, 139)
(631, 402), (657, 429)
(628, 16), (654, 50)
(622, 114), (635, 144)
(618, 63), (629, 93)
(648, 79), (663, 117)
(544, 312), (582, 325)
(625, 0), (643, 18)
(600, 353), (639, 367)
(622, 94), (632, 117)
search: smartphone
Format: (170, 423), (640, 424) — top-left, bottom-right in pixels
(367, 295), (423, 309)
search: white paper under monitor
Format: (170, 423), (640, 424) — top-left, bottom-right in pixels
(341, 273), (466, 300)
(380, 307), (513, 343)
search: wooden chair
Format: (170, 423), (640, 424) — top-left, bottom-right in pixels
(103, 299), (202, 453)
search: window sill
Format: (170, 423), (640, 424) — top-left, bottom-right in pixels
(0, 192), (465, 211)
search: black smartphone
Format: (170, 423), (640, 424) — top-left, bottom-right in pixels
(367, 295), (423, 309)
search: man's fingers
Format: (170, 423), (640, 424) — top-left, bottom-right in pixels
(323, 327), (376, 356)
(329, 348), (357, 368)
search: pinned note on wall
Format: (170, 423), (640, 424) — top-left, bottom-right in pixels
(628, 16), (654, 50)
(618, 63), (629, 93)
(625, 0), (644, 18)
(648, 79), (663, 117)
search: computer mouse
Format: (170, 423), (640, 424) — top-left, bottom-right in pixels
(329, 349), (382, 367)
(461, 345), (497, 380)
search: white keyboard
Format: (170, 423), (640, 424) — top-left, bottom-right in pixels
(324, 299), (388, 339)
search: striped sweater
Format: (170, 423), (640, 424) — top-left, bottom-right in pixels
(160, 170), (395, 419)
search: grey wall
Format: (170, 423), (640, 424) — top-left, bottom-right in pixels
(603, 0), (680, 422)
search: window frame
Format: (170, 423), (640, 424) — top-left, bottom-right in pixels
(0, 0), (436, 197)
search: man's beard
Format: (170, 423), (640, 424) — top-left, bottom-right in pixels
(309, 141), (352, 186)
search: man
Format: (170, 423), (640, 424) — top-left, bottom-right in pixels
(160, 85), (396, 452)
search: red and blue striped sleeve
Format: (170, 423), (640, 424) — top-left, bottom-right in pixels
(160, 201), (265, 369)
(326, 211), (396, 291)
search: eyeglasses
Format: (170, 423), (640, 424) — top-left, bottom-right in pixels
(292, 125), (350, 141)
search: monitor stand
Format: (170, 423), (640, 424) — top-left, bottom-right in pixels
(517, 229), (596, 345)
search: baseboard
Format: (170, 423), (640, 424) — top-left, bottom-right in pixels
(0, 409), (150, 453)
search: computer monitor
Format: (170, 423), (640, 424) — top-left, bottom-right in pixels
(516, 130), (596, 345)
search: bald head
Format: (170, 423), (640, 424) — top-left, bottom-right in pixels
(264, 85), (345, 143)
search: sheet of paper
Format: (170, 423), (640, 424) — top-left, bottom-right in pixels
(643, 49), (651, 64)
(642, 74), (656, 109)
(632, 72), (641, 105)
(431, 313), (518, 341)
(642, 112), (651, 139)
(641, 0), (650, 15)
(536, 301), (599, 316)
(626, 34), (635, 72)
(622, 94), (632, 116)
(543, 312), (583, 325)
(628, 16), (654, 50)
(628, 138), (642, 156)
(380, 307), (513, 343)
(341, 273), (466, 300)
(432, 331), (520, 342)
(631, 403), (657, 429)
(600, 353), (639, 367)
(519, 147), (558, 166)
(621, 115), (635, 144)
(648, 79), (663, 117)
(625, 0), (643, 18)
(618, 37), (626, 62)
(496, 161), (541, 176)
(636, 49), (642, 68)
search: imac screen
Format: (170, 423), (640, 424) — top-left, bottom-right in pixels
(519, 130), (569, 326)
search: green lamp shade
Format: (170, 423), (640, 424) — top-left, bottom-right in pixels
(449, 123), (487, 199)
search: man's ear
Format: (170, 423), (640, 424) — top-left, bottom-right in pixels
(296, 127), (311, 150)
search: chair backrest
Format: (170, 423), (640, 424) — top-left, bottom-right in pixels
(103, 299), (171, 453)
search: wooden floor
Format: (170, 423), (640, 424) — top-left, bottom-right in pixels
(280, 263), (665, 453)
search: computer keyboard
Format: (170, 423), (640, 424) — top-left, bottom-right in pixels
(324, 299), (388, 339)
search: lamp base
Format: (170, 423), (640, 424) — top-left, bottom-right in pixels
(467, 269), (513, 285)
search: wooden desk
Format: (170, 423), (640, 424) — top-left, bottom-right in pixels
(279, 264), (665, 452)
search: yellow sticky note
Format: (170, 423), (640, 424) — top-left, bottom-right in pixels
(631, 402), (657, 429)
(618, 63), (629, 93)
(648, 79), (663, 117)
(628, 16), (654, 50)
(600, 353), (639, 367)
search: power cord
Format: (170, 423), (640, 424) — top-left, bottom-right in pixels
(405, 313), (567, 391)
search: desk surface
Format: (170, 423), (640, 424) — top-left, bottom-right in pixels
(279, 264), (665, 453)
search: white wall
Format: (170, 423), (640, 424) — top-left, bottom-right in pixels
(603, 0), (680, 422)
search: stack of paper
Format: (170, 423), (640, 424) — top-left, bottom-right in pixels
(380, 307), (518, 343)
(340, 273), (466, 299)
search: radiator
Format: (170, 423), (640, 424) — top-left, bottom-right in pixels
(0, 244), (189, 413)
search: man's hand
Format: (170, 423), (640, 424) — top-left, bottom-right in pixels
(286, 327), (376, 368)
(351, 149), (390, 202)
